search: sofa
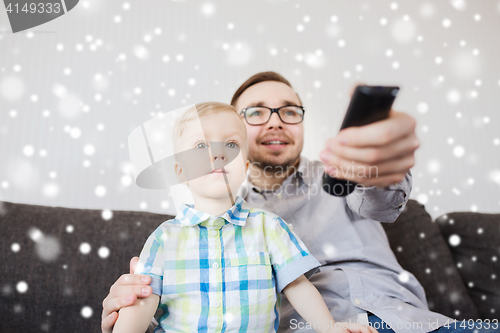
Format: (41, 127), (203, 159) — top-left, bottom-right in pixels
(0, 199), (498, 332)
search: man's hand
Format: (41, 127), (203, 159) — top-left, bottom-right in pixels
(320, 110), (419, 188)
(101, 257), (153, 333)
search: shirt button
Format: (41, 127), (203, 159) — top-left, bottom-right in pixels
(211, 230), (218, 236)
(276, 193), (282, 199)
(212, 262), (219, 269)
(213, 301), (220, 307)
(354, 298), (361, 305)
(249, 254), (257, 262)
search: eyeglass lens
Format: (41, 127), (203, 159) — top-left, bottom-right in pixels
(244, 106), (303, 124)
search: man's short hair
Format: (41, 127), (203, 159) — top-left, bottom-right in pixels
(230, 71), (302, 108)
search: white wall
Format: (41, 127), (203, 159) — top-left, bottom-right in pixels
(0, 0), (499, 219)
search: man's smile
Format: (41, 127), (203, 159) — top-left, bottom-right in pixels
(261, 137), (290, 149)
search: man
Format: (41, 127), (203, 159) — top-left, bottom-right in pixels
(102, 72), (488, 333)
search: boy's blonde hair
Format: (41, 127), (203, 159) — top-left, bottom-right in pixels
(172, 101), (248, 156)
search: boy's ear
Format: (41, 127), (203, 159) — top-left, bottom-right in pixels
(175, 163), (187, 184)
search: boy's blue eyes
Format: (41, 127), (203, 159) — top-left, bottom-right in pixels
(196, 142), (208, 149)
(195, 142), (238, 149)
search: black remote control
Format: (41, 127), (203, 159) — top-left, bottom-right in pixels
(322, 85), (400, 196)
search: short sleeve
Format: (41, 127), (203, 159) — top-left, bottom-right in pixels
(134, 227), (164, 297)
(263, 215), (321, 293)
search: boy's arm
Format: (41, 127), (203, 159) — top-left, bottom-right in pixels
(101, 257), (154, 333)
(282, 275), (337, 333)
(112, 294), (160, 333)
(283, 276), (378, 333)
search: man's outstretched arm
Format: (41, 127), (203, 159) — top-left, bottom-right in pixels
(346, 170), (412, 222)
(319, 109), (417, 222)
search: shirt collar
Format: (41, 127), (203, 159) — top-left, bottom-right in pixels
(294, 156), (313, 187)
(176, 195), (251, 227)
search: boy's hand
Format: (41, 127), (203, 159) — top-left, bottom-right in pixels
(101, 257), (153, 333)
(329, 322), (379, 333)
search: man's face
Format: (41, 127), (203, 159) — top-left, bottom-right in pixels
(234, 81), (304, 169)
(175, 110), (249, 200)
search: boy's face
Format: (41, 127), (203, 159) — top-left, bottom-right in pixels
(175, 110), (249, 201)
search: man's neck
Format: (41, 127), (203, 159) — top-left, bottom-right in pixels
(248, 157), (301, 190)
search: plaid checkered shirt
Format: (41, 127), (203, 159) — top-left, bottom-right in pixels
(135, 195), (320, 332)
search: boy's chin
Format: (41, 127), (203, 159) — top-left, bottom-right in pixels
(197, 189), (239, 201)
(190, 179), (242, 200)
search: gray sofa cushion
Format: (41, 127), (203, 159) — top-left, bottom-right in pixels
(0, 201), (171, 333)
(436, 212), (500, 319)
(382, 200), (480, 320)
(0, 199), (490, 332)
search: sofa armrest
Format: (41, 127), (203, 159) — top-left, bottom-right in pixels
(382, 199), (480, 320)
(436, 212), (500, 320)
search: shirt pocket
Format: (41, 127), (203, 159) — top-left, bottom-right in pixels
(225, 251), (277, 311)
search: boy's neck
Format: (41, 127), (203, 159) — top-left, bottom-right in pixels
(248, 157), (301, 190)
(191, 194), (235, 217)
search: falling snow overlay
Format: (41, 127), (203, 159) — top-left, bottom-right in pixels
(0, 0), (500, 318)
(0, 0), (498, 218)
(0, 1), (499, 329)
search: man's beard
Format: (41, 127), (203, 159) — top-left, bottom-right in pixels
(249, 147), (301, 174)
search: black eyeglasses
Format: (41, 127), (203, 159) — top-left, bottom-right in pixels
(239, 105), (305, 125)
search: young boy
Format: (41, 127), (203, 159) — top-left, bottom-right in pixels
(113, 102), (377, 333)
